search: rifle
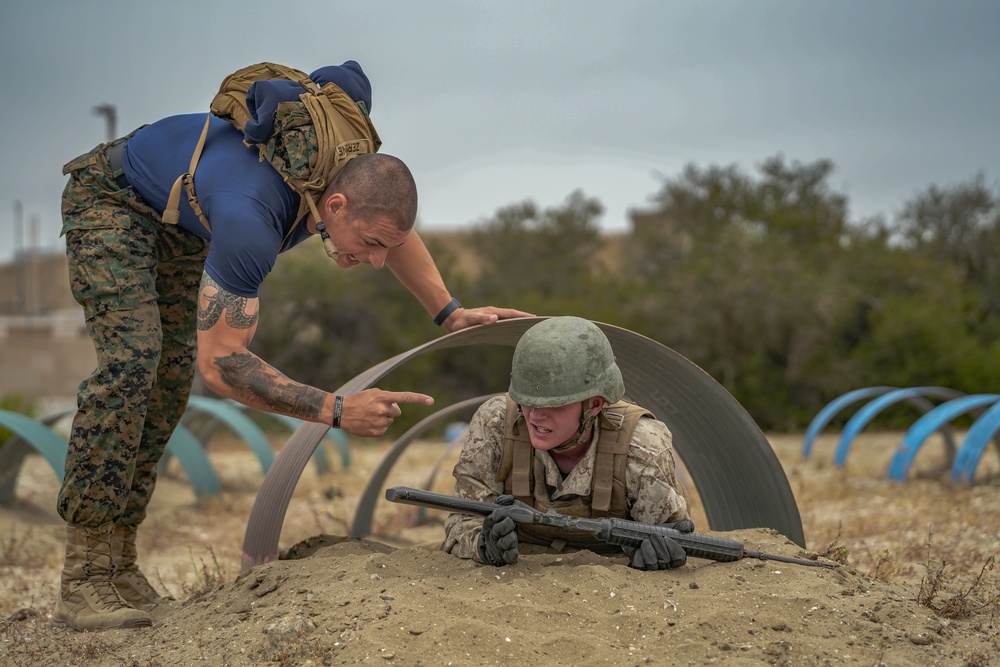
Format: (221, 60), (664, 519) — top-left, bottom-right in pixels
(385, 486), (835, 569)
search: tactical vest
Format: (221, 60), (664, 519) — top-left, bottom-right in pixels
(495, 394), (654, 552)
(162, 62), (381, 243)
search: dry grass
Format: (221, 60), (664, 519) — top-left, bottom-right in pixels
(767, 432), (1000, 626)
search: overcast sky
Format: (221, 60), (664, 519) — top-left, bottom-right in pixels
(1, 1), (998, 264)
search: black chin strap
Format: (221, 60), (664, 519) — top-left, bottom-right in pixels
(551, 401), (598, 452)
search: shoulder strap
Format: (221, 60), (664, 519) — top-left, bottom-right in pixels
(591, 401), (653, 516)
(162, 115), (212, 232)
(497, 394), (534, 503)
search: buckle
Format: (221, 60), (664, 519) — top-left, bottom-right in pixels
(107, 138), (130, 190)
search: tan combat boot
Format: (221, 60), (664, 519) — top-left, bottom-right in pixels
(52, 522), (152, 631)
(112, 523), (174, 608)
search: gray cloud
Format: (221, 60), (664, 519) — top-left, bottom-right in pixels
(1, 0), (997, 261)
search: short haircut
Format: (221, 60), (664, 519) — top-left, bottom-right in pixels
(327, 153), (418, 231)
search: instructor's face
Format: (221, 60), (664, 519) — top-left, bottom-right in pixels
(334, 215), (408, 269)
(315, 192), (409, 269)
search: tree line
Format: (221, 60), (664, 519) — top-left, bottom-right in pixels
(253, 156), (1000, 433)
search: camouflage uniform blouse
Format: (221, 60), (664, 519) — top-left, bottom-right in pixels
(441, 395), (691, 562)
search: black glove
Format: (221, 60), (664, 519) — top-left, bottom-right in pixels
(661, 519), (695, 534)
(625, 532), (687, 570)
(476, 496), (520, 567)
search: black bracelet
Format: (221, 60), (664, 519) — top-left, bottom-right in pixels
(433, 298), (462, 326)
(332, 395), (344, 429)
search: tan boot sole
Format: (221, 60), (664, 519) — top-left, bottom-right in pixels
(53, 596), (153, 631)
(52, 614), (153, 631)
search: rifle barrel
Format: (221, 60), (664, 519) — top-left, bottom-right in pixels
(385, 486), (495, 517)
(744, 550), (836, 569)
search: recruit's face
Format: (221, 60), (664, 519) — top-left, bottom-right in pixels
(520, 401), (584, 451)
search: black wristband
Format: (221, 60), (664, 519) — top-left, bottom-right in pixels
(332, 395), (344, 429)
(433, 298), (462, 326)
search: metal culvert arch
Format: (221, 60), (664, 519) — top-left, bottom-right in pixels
(0, 410), (222, 501)
(348, 394), (499, 539)
(240, 317), (805, 571)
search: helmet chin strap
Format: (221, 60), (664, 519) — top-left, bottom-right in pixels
(551, 401), (599, 453)
(305, 192), (340, 260)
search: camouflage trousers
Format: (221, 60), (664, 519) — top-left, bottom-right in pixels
(57, 136), (208, 528)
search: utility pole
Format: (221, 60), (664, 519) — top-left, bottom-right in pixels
(13, 199), (23, 310)
(92, 103), (117, 142)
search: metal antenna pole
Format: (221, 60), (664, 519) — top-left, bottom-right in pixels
(92, 103), (117, 142)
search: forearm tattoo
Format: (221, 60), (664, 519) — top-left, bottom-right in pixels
(214, 352), (326, 419)
(198, 275), (259, 331)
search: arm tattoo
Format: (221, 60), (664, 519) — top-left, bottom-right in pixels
(198, 275), (259, 331)
(214, 352), (326, 419)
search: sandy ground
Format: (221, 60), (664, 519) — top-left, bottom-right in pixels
(1, 431), (998, 666)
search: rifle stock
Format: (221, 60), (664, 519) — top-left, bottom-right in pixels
(385, 486), (834, 569)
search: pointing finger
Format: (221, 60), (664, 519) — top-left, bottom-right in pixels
(383, 391), (434, 406)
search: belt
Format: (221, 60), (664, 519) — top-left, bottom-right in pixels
(107, 137), (131, 190)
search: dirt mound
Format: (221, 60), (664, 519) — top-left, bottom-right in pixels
(2, 434), (998, 666)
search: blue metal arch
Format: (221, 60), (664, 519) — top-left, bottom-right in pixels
(952, 401), (1000, 485)
(164, 424), (222, 498)
(40, 409), (222, 498)
(802, 387), (897, 459)
(180, 397), (350, 476)
(59, 407), (222, 499)
(833, 386), (965, 467)
(887, 394), (1000, 481)
(0, 409), (67, 503)
(183, 395), (276, 475)
(1, 408), (223, 501)
(349, 395), (498, 539)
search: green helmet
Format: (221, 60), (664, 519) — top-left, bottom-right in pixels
(509, 316), (625, 408)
